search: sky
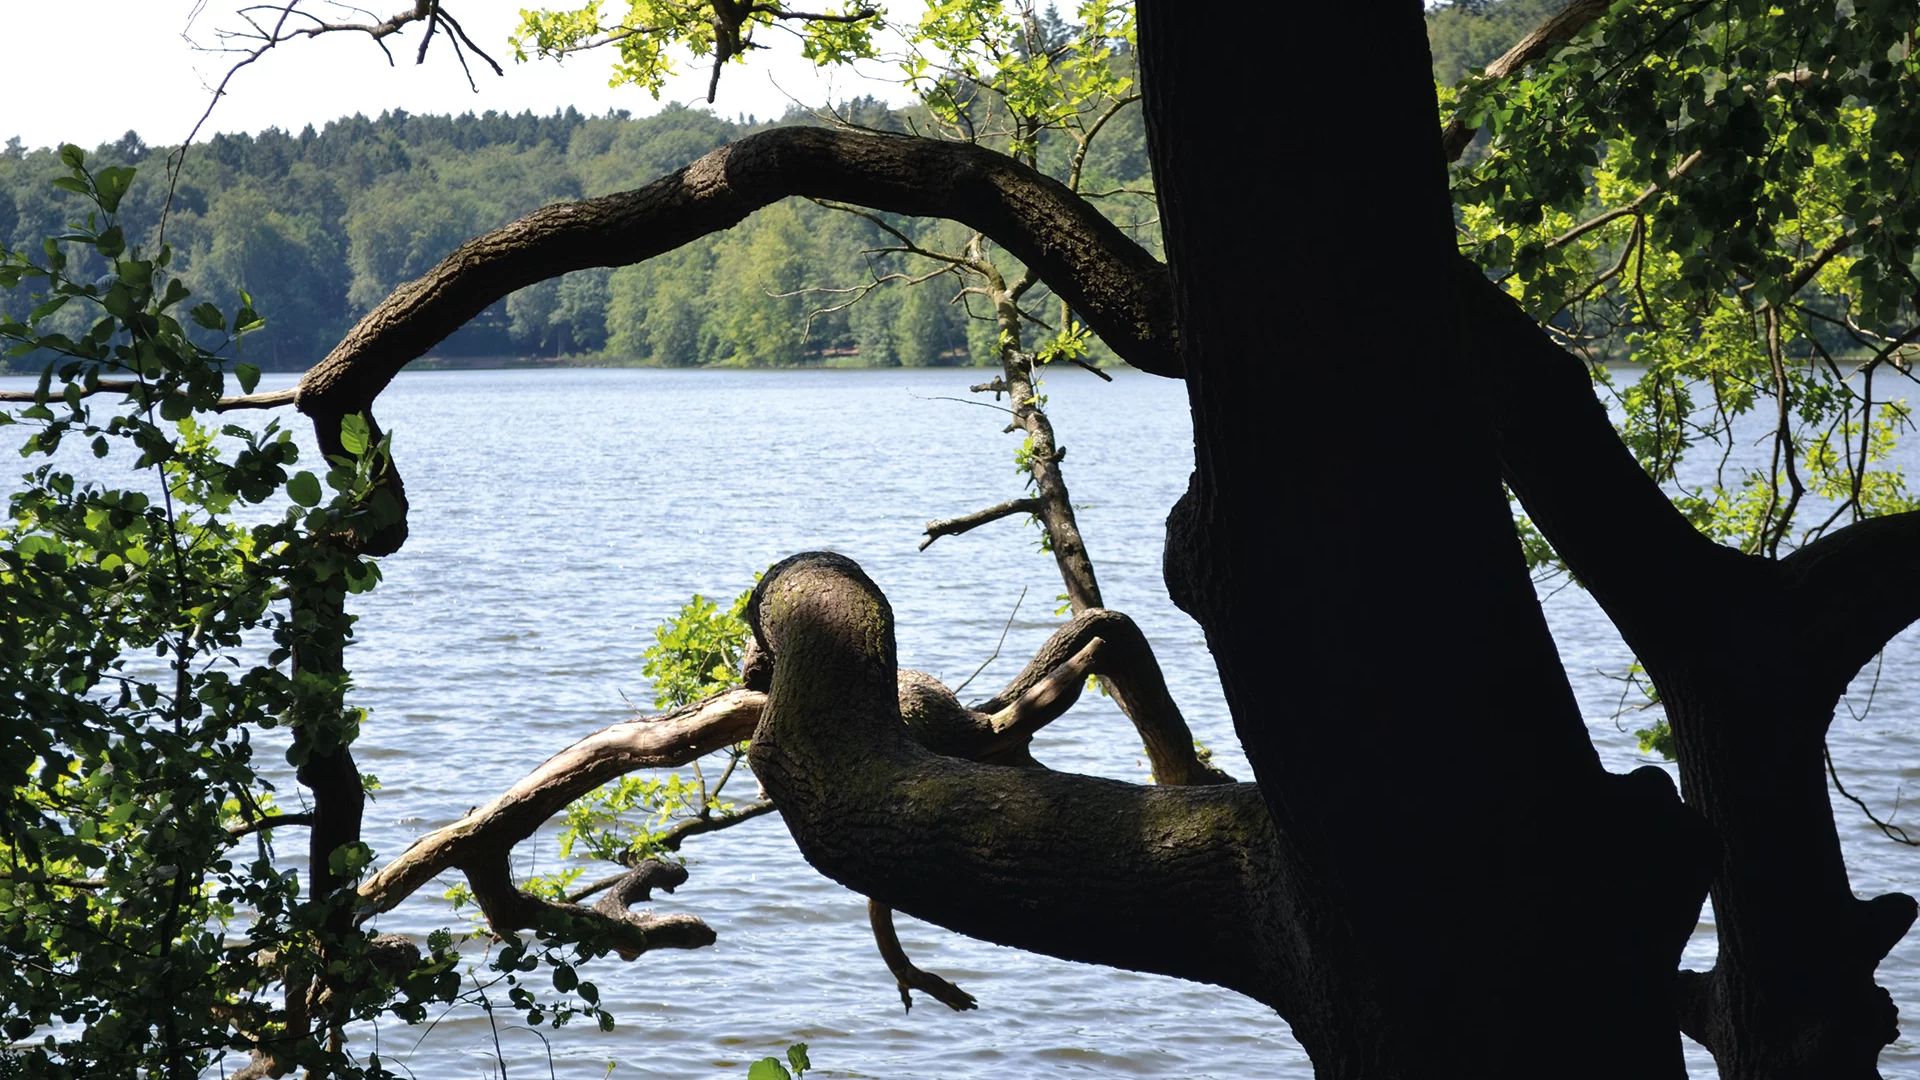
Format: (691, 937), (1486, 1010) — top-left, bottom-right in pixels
(3, 0), (918, 152)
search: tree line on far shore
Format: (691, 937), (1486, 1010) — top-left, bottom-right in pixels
(0, 95), (1156, 373)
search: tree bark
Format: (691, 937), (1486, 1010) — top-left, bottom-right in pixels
(745, 552), (1291, 1006)
(1136, 4), (1707, 1075)
(1458, 266), (1920, 1076)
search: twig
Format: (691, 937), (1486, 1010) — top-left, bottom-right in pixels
(1826, 743), (1920, 846)
(920, 500), (1042, 552)
(952, 586), (1026, 695)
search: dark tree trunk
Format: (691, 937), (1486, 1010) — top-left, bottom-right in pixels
(1458, 251), (1920, 1078)
(1137, 4), (1707, 1075)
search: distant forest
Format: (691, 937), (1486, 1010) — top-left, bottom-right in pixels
(0, 5), (1528, 373)
(0, 94), (1154, 372)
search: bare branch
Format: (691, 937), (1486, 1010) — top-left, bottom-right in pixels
(355, 689), (764, 919)
(297, 125), (1180, 430)
(462, 853), (714, 961)
(869, 899), (978, 1012)
(919, 497), (1042, 551)
(970, 607), (1232, 786)
(225, 811), (315, 839)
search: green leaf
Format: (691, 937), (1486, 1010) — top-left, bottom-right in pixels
(57, 144), (84, 169)
(159, 277), (191, 311)
(786, 1044), (812, 1075)
(552, 963), (578, 993)
(286, 471), (321, 507)
(94, 166), (135, 213)
(189, 303), (225, 331)
(30, 295), (71, 322)
(338, 414), (370, 456)
(235, 363), (261, 394)
(746, 1059), (791, 1080)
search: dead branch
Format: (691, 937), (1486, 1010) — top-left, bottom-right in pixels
(869, 898), (978, 1012)
(919, 497), (1042, 550)
(355, 689), (765, 919)
(462, 853), (714, 961)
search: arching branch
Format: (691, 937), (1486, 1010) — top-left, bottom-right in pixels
(355, 689), (765, 919)
(1782, 509), (1920, 694)
(296, 125), (1177, 430)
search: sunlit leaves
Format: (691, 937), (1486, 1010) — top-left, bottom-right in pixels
(1451, 0), (1920, 570)
(0, 151), (449, 1076)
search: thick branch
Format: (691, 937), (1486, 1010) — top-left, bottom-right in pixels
(1459, 256), (1752, 652)
(972, 607), (1233, 786)
(1782, 509), (1920, 694)
(296, 125), (1178, 426)
(745, 553), (1283, 1003)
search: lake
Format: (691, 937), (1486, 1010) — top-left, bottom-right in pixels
(5, 365), (1918, 1077)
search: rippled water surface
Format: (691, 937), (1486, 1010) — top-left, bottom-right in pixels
(8, 365), (1919, 1077)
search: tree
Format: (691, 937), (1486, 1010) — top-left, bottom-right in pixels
(9, 1), (1920, 1077)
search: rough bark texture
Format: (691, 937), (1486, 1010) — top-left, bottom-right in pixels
(746, 552), (1291, 1005)
(1138, 4), (1707, 1075)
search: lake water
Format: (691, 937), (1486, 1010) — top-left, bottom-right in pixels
(6, 365), (1919, 1077)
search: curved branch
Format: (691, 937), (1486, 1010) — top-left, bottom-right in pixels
(1458, 256), (1752, 652)
(972, 607), (1233, 786)
(463, 853), (714, 961)
(745, 552), (1283, 1003)
(296, 125), (1178, 427)
(1782, 509), (1920, 693)
(869, 899), (978, 1012)
(355, 689), (764, 918)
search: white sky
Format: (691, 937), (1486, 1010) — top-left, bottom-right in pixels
(2, 1), (919, 152)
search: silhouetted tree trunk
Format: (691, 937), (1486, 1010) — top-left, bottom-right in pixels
(1138, 4), (1708, 1075)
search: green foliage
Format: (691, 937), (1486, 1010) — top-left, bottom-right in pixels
(1445, 0), (1920, 755)
(0, 152), (457, 1076)
(2, 103), (1116, 371)
(747, 1042), (813, 1079)
(0, 151), (649, 1076)
(642, 586), (752, 709)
